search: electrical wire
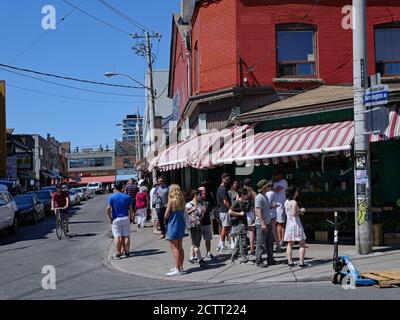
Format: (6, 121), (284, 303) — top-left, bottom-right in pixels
(7, 83), (142, 104)
(97, 0), (156, 34)
(155, 83), (168, 100)
(0, 67), (145, 97)
(0, 63), (144, 89)
(60, 0), (132, 36)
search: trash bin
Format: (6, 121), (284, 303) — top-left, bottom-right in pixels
(373, 223), (383, 246)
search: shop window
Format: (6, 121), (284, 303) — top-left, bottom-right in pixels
(375, 24), (400, 76)
(123, 158), (132, 168)
(276, 24), (316, 77)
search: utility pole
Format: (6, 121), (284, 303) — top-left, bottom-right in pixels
(131, 31), (161, 185)
(353, 0), (372, 254)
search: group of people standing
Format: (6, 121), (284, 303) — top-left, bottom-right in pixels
(106, 172), (309, 275)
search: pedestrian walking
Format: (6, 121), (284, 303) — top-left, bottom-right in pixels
(243, 178), (256, 255)
(153, 176), (169, 239)
(254, 180), (280, 267)
(273, 171), (288, 248)
(107, 182), (134, 259)
(229, 188), (250, 264)
(150, 182), (160, 234)
(186, 190), (205, 266)
(136, 186), (149, 229)
(284, 187), (308, 267)
(216, 173), (232, 251)
(124, 178), (139, 222)
(198, 185), (215, 261)
(165, 184), (186, 276)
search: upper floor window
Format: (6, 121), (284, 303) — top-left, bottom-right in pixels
(375, 24), (400, 76)
(276, 24), (316, 77)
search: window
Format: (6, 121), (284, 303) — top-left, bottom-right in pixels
(277, 24), (316, 77)
(375, 25), (400, 76)
(123, 158), (132, 168)
(69, 157), (112, 169)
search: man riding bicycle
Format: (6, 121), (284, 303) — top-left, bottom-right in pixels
(51, 184), (70, 233)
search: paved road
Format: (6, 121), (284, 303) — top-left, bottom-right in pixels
(0, 194), (398, 300)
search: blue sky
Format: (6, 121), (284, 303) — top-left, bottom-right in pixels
(0, 0), (180, 149)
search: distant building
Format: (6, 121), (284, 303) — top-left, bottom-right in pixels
(143, 70), (174, 160)
(67, 147), (115, 187)
(122, 114), (143, 143)
(115, 140), (137, 182)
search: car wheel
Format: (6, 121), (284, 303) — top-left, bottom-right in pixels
(9, 216), (19, 235)
(32, 212), (38, 224)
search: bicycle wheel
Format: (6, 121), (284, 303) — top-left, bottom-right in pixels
(62, 219), (68, 237)
(56, 218), (63, 240)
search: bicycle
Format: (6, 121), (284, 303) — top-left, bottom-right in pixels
(54, 208), (68, 240)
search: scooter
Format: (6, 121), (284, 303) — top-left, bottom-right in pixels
(328, 210), (376, 287)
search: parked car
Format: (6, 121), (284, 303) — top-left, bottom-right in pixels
(78, 187), (93, 200)
(71, 188), (85, 202)
(68, 189), (80, 206)
(28, 190), (53, 215)
(14, 194), (45, 224)
(87, 182), (103, 194)
(0, 185), (18, 234)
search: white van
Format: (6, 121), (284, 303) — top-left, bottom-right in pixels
(0, 185), (18, 234)
(87, 182), (103, 194)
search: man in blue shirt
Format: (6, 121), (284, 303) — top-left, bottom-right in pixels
(107, 182), (134, 259)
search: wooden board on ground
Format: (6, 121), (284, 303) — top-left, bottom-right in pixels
(361, 270), (400, 288)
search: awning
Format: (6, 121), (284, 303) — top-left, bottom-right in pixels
(216, 121), (354, 165)
(217, 105), (400, 166)
(150, 125), (251, 171)
(80, 176), (115, 184)
(41, 170), (61, 179)
(17, 171), (36, 180)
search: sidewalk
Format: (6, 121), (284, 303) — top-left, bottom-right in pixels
(106, 224), (400, 284)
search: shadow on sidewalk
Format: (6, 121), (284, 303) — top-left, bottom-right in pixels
(67, 233), (98, 238)
(183, 262), (226, 274)
(132, 249), (166, 257)
(69, 221), (103, 225)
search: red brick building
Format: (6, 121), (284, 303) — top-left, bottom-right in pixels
(169, 0), (400, 133)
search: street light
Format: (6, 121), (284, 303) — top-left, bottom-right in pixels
(106, 70), (157, 184)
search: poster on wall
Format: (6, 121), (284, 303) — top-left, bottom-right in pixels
(6, 156), (17, 180)
(355, 151), (367, 170)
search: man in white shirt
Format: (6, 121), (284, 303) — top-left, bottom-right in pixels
(150, 183), (159, 234)
(273, 171), (288, 248)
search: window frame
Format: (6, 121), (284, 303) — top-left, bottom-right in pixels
(276, 24), (317, 78)
(374, 23), (400, 77)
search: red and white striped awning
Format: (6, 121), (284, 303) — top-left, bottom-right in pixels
(150, 125), (251, 171)
(370, 105), (400, 142)
(216, 121), (355, 165)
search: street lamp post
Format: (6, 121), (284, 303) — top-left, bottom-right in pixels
(106, 71), (157, 184)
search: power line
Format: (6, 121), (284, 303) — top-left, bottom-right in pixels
(0, 67), (145, 97)
(7, 83), (142, 104)
(97, 0), (156, 34)
(155, 83), (168, 100)
(60, 0), (132, 36)
(0, 63), (144, 89)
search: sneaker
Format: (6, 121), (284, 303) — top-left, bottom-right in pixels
(204, 253), (215, 261)
(166, 268), (181, 276)
(111, 253), (121, 260)
(267, 260), (282, 266)
(299, 263), (311, 268)
(231, 259), (238, 264)
(159, 235), (166, 240)
(249, 251), (255, 256)
(65, 228), (69, 234)
(240, 256), (249, 264)
(256, 262), (268, 268)
(230, 242), (236, 249)
(287, 261), (296, 267)
(189, 257), (197, 264)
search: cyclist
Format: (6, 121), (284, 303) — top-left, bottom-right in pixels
(51, 184), (70, 233)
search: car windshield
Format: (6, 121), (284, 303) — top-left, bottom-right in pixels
(15, 196), (34, 205)
(88, 183), (98, 188)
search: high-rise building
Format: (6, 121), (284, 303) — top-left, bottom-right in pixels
(122, 114), (143, 143)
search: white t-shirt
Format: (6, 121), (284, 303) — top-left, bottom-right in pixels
(266, 190), (277, 219)
(149, 187), (156, 209)
(273, 179), (288, 205)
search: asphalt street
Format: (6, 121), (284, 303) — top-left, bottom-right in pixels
(0, 194), (398, 300)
